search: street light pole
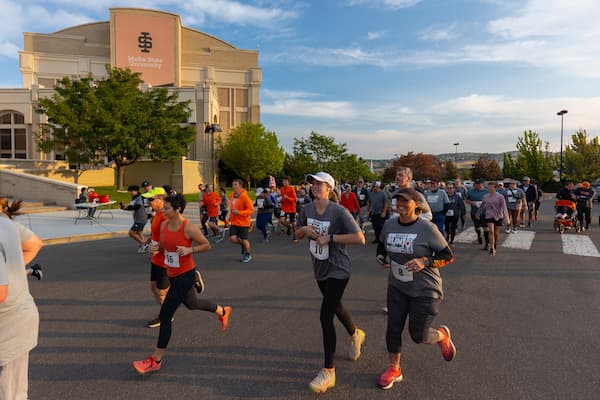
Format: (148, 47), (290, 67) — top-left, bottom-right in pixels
(204, 123), (223, 187)
(453, 142), (460, 165)
(557, 110), (568, 183)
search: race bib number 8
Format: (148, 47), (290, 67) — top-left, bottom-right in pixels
(309, 240), (329, 260)
(391, 260), (413, 282)
(164, 251), (180, 268)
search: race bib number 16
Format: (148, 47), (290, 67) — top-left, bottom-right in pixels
(309, 240), (329, 260)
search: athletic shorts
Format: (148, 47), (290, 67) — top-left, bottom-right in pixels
(130, 222), (145, 232)
(208, 216), (218, 223)
(229, 225), (249, 240)
(526, 201), (535, 212)
(279, 212), (296, 223)
(485, 218), (504, 226)
(150, 262), (169, 290)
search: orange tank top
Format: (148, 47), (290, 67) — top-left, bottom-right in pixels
(160, 218), (195, 277)
(150, 211), (166, 267)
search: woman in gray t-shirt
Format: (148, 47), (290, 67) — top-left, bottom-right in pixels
(375, 188), (456, 391)
(296, 172), (365, 394)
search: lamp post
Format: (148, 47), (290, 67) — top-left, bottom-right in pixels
(204, 123), (222, 187)
(557, 110), (568, 183)
(453, 142), (460, 165)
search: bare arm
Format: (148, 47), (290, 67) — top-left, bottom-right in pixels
(316, 230), (365, 246)
(21, 233), (44, 265)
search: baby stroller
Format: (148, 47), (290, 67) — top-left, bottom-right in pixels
(553, 200), (581, 234)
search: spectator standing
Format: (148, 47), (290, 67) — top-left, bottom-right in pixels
(0, 198), (43, 399)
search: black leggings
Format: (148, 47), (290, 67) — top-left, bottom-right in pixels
(444, 216), (459, 242)
(386, 284), (440, 354)
(157, 269), (218, 349)
(317, 278), (356, 368)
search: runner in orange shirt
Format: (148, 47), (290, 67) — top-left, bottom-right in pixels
(203, 184), (224, 242)
(278, 176), (298, 240)
(229, 179), (255, 263)
(133, 194), (231, 375)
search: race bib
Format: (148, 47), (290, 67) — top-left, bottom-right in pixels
(446, 209), (454, 217)
(391, 260), (413, 282)
(307, 218), (331, 260)
(474, 201), (482, 208)
(391, 198), (397, 210)
(385, 232), (417, 254)
(309, 240), (329, 260)
(257, 199), (264, 208)
(280, 211), (286, 217)
(164, 251), (180, 268)
(359, 194), (365, 201)
(507, 196), (516, 203)
(299, 198), (305, 204)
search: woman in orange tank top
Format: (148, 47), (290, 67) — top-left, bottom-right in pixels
(132, 194), (232, 375)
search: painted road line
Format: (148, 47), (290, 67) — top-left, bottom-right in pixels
(454, 227), (478, 243)
(501, 231), (535, 250)
(561, 234), (600, 258)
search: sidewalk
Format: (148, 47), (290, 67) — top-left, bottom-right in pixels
(14, 203), (204, 245)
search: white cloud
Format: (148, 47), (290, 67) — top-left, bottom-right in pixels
(419, 23), (457, 41)
(180, 0), (298, 27)
(366, 31), (386, 40)
(344, 0), (422, 10)
(263, 90), (600, 157)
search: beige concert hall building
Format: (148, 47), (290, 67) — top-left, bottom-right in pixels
(0, 7), (261, 186)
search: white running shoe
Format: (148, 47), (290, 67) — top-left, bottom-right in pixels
(309, 368), (335, 393)
(349, 328), (366, 361)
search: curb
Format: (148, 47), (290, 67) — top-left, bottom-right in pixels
(43, 230), (131, 246)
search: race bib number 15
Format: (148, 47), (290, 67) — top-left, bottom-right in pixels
(164, 251), (180, 268)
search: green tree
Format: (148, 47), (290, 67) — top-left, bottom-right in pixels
(284, 132), (371, 183)
(441, 160), (458, 180)
(220, 123), (285, 185)
(514, 130), (554, 183)
(564, 129), (600, 182)
(37, 75), (100, 183)
(502, 152), (521, 179)
(471, 157), (503, 180)
(37, 66), (195, 188)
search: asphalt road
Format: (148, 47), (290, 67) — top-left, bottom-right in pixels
(28, 200), (600, 399)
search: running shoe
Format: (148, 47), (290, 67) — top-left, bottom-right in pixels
(308, 368), (335, 393)
(219, 306), (232, 332)
(137, 244), (149, 254)
(248, 223), (255, 233)
(476, 231), (483, 244)
(30, 264), (43, 280)
(376, 254), (387, 266)
(505, 228), (512, 234)
(146, 317), (161, 328)
(242, 253), (252, 263)
(349, 328), (366, 361)
(381, 306), (388, 313)
(437, 325), (456, 362)
(132, 356), (161, 374)
(194, 270), (205, 294)
(377, 365), (403, 390)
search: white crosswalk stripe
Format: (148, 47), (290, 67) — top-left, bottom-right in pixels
(501, 231), (536, 250)
(454, 227), (478, 243)
(454, 227), (600, 258)
(561, 234), (600, 258)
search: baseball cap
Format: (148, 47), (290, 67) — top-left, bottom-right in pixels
(374, 181), (382, 187)
(141, 180), (151, 187)
(142, 187), (167, 198)
(392, 187), (422, 202)
(523, 176), (531, 181)
(306, 172), (335, 188)
(256, 187), (264, 196)
(474, 178), (483, 183)
(430, 178), (439, 184)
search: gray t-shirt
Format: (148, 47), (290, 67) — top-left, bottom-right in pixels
(380, 217), (448, 299)
(0, 218), (39, 365)
(297, 202), (361, 281)
(130, 195), (147, 225)
(368, 190), (388, 215)
(425, 189), (450, 213)
(503, 187), (525, 210)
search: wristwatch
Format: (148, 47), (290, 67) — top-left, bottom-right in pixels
(423, 257), (432, 267)
(329, 233), (334, 243)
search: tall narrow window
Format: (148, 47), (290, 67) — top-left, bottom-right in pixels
(0, 111), (27, 159)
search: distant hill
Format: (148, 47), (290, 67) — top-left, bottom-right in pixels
(368, 151), (522, 173)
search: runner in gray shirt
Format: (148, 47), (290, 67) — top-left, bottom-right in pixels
(296, 172), (366, 394)
(375, 188), (456, 390)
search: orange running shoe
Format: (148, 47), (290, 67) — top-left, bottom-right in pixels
(377, 365), (403, 390)
(133, 356), (161, 374)
(219, 306), (231, 332)
(437, 325), (456, 361)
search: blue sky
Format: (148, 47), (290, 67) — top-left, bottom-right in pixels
(2, 0), (600, 158)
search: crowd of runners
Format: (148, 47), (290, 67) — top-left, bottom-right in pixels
(2, 167), (596, 398)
